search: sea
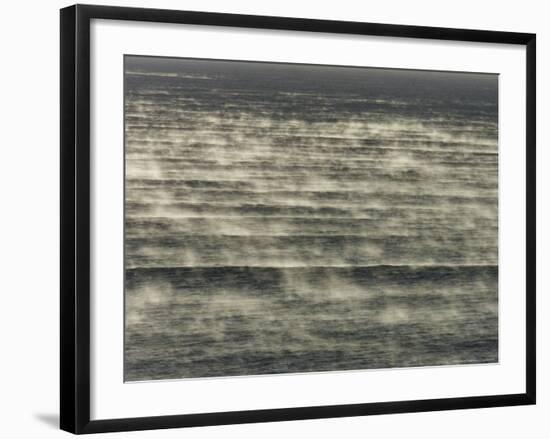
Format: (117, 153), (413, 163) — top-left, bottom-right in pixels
(124, 56), (498, 381)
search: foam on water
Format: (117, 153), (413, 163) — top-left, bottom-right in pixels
(124, 56), (498, 381)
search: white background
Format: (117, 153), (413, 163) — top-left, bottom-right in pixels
(0, 0), (547, 437)
(91, 19), (526, 420)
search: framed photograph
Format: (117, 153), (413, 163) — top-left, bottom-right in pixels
(60, 4), (536, 434)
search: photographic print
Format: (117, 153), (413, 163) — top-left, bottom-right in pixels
(124, 55), (498, 382)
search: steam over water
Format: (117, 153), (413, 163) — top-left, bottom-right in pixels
(124, 56), (498, 381)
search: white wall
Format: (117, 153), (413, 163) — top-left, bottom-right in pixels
(0, 0), (546, 437)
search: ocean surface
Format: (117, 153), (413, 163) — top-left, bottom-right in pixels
(124, 56), (498, 381)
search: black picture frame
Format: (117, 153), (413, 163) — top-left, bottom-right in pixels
(60, 4), (536, 434)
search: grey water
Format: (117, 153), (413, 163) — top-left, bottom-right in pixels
(124, 56), (498, 382)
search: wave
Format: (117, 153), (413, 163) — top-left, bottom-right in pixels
(127, 71), (214, 80)
(123, 56), (499, 381)
(125, 264), (498, 380)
